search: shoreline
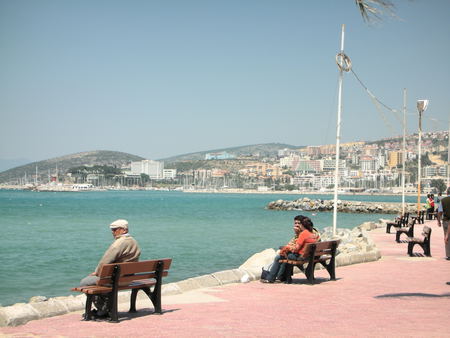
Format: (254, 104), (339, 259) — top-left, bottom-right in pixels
(0, 219), (386, 327)
(0, 185), (422, 197)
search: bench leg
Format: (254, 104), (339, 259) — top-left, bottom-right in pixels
(321, 258), (336, 281)
(129, 289), (138, 313)
(424, 243), (431, 257)
(283, 264), (293, 284)
(109, 292), (119, 323)
(83, 295), (94, 321)
(407, 242), (415, 256)
(129, 288), (159, 314)
(146, 286), (162, 314)
(305, 263), (315, 284)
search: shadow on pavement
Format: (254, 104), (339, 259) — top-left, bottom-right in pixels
(290, 277), (342, 285)
(111, 308), (180, 322)
(374, 292), (450, 299)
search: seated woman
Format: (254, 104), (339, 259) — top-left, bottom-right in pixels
(261, 216), (318, 283)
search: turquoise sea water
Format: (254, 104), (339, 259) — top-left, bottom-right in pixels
(0, 190), (421, 306)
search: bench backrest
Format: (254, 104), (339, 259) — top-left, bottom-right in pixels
(422, 226), (432, 240)
(402, 213), (410, 225)
(407, 217), (416, 227)
(302, 240), (340, 258)
(97, 258), (172, 286)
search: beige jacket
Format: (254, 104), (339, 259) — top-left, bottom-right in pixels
(95, 234), (141, 275)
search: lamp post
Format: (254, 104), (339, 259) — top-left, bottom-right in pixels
(417, 99), (429, 212)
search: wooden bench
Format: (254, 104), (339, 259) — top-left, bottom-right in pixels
(279, 240), (340, 284)
(406, 226), (432, 257)
(72, 258), (172, 322)
(411, 210), (425, 224)
(395, 218), (416, 242)
(386, 212), (409, 233)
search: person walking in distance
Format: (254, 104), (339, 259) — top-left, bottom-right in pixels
(436, 188), (450, 260)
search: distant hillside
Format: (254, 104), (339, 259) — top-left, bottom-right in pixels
(0, 151), (144, 184)
(0, 144), (301, 183)
(161, 143), (300, 163)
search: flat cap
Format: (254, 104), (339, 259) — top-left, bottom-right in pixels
(109, 219), (129, 230)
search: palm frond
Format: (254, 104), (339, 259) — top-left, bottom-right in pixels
(355, 0), (396, 22)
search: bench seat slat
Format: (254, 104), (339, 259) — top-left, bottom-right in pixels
(279, 255), (332, 265)
(406, 237), (424, 243)
(72, 279), (158, 295)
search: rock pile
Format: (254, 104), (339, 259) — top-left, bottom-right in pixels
(266, 197), (422, 214)
(239, 219), (387, 276)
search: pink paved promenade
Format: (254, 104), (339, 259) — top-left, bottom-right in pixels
(1, 220), (449, 337)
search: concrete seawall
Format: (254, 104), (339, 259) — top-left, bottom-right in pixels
(0, 219), (387, 327)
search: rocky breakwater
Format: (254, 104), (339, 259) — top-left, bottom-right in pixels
(267, 197), (422, 214)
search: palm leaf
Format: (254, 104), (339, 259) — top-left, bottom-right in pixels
(355, 0), (396, 22)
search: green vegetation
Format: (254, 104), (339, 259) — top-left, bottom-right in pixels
(430, 179), (446, 193)
(0, 150), (144, 184)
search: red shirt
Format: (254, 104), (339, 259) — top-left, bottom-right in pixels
(295, 229), (317, 255)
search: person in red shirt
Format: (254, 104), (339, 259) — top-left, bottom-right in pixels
(292, 218), (318, 256)
(261, 216), (318, 283)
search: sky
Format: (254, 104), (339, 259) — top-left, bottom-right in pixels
(1, 0), (450, 164)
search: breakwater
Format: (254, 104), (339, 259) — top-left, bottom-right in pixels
(267, 197), (423, 214)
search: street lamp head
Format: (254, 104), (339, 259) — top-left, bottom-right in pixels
(417, 100), (429, 113)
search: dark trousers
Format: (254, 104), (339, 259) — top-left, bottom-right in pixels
(267, 252), (301, 282)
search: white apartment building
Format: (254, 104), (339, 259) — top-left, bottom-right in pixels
(279, 154), (301, 169)
(295, 159), (321, 173)
(163, 169), (177, 179)
(439, 165), (448, 177)
(131, 160), (164, 179)
(314, 175), (335, 190)
(360, 156), (378, 171)
(321, 159), (346, 172)
(423, 166), (438, 177)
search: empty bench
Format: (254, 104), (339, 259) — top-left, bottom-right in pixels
(72, 258), (172, 322)
(386, 212), (409, 234)
(279, 240), (340, 284)
(411, 210), (425, 225)
(406, 226), (432, 257)
(395, 218), (416, 242)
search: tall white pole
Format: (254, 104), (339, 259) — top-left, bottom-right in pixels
(417, 111), (423, 212)
(401, 89), (406, 214)
(333, 24), (345, 236)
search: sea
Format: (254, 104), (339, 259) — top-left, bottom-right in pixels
(0, 189), (422, 307)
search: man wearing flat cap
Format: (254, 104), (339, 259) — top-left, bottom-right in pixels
(79, 219), (141, 317)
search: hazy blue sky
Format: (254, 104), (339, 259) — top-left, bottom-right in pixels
(1, 0), (449, 163)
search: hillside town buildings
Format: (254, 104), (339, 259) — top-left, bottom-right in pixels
(3, 131), (449, 193)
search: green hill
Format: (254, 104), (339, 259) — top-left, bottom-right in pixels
(0, 150), (144, 184)
(0, 143), (301, 184)
(161, 143), (300, 163)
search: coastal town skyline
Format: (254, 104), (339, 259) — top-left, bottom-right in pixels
(1, 129), (448, 195)
(1, 1), (450, 164)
